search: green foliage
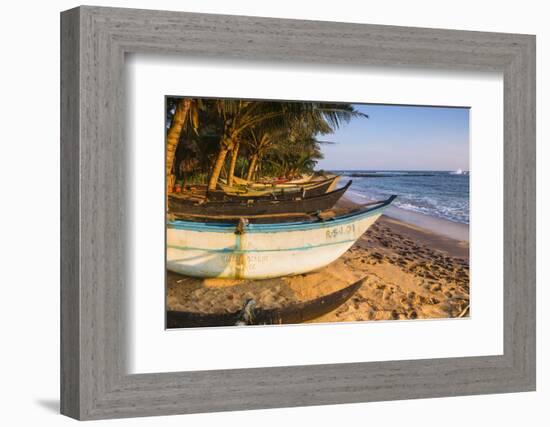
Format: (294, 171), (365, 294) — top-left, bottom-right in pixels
(166, 97), (366, 183)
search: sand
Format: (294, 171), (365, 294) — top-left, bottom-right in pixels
(309, 215), (469, 323)
(166, 202), (470, 325)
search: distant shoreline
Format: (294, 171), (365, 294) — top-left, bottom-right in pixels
(383, 205), (469, 242)
(339, 194), (469, 244)
(338, 172), (439, 178)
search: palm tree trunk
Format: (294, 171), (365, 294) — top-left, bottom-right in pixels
(246, 154), (259, 182)
(227, 141), (240, 187)
(166, 99), (190, 194)
(208, 146), (230, 191)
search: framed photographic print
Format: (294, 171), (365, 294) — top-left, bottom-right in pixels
(61, 6), (536, 420)
(164, 97), (471, 329)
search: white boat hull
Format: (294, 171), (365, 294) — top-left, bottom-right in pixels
(166, 199), (393, 279)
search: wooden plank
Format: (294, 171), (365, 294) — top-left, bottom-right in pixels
(60, 7), (81, 420)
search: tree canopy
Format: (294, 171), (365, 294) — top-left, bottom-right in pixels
(165, 97), (367, 190)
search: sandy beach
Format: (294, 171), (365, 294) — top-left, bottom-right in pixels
(167, 197), (470, 326)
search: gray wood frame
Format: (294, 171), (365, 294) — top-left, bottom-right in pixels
(61, 5), (536, 420)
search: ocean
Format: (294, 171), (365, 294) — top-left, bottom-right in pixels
(333, 170), (470, 225)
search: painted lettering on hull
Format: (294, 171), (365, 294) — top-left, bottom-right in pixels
(221, 253), (270, 274)
(326, 224), (356, 239)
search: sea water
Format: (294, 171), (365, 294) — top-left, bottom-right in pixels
(333, 170), (470, 225)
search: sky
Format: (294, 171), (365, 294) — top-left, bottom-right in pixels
(317, 104), (470, 171)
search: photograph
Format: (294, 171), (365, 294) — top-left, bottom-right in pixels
(165, 97), (470, 328)
(50, 3), (537, 421)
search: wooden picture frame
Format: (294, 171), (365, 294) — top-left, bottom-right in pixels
(60, 6), (536, 420)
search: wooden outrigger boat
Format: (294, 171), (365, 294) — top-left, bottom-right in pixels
(167, 277), (365, 328)
(168, 180), (352, 217)
(212, 176), (340, 201)
(236, 174), (339, 189)
(166, 195), (396, 279)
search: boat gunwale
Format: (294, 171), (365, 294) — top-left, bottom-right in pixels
(171, 178), (349, 205)
(243, 175), (336, 190)
(167, 195), (396, 234)
(166, 277), (365, 328)
(214, 176), (335, 198)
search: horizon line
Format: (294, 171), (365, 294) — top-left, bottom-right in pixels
(324, 168), (470, 172)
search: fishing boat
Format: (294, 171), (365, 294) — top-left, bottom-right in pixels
(232, 173), (338, 189)
(285, 174), (314, 184)
(166, 194), (396, 279)
(168, 180), (352, 217)
(212, 176), (340, 201)
(167, 277), (365, 327)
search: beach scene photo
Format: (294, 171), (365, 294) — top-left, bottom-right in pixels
(165, 97), (470, 328)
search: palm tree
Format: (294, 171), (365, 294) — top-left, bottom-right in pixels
(240, 102), (367, 181)
(207, 100), (284, 191)
(165, 98), (201, 194)
(167, 99), (367, 190)
(227, 141), (241, 186)
(264, 134), (325, 178)
(245, 130), (274, 181)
